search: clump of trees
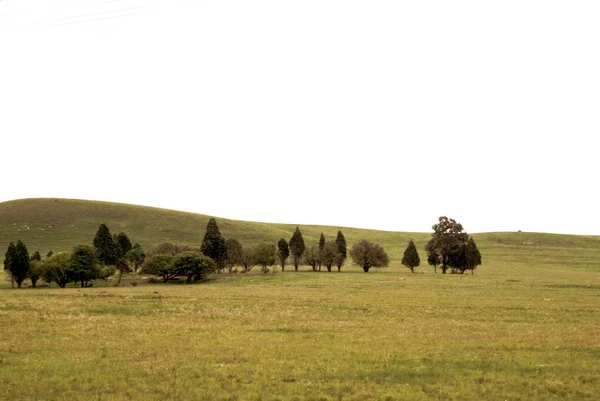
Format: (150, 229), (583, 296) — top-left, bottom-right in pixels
(425, 216), (482, 274)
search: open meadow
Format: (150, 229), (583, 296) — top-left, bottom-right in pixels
(1, 199), (599, 400)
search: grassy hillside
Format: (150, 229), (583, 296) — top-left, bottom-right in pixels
(1, 198), (600, 273)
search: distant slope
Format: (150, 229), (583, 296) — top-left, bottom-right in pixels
(1, 198), (599, 272)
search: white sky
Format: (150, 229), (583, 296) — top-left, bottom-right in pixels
(1, 0), (599, 235)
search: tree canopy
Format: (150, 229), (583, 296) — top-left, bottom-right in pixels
(426, 216), (468, 274)
(350, 240), (389, 272)
(401, 239), (420, 273)
(93, 224), (118, 265)
(277, 239), (290, 271)
(201, 218), (227, 269)
(289, 227), (306, 272)
(335, 230), (347, 271)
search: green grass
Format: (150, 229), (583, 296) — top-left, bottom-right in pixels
(1, 198), (599, 400)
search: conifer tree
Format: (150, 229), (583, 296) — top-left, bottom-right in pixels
(318, 233), (326, 271)
(401, 239), (420, 273)
(335, 230), (347, 272)
(277, 239), (290, 271)
(30, 251), (42, 262)
(93, 224), (118, 265)
(289, 227), (306, 272)
(11, 240), (31, 288)
(201, 218), (227, 270)
(4, 242), (16, 288)
(116, 232), (133, 259)
(465, 237), (482, 274)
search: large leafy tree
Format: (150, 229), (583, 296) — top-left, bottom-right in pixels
(425, 239), (440, 274)
(240, 246), (258, 272)
(172, 252), (217, 283)
(4, 242), (16, 288)
(8, 241), (30, 288)
(303, 245), (319, 272)
(28, 260), (44, 288)
(41, 252), (72, 288)
(125, 244), (146, 272)
(401, 239), (420, 273)
(254, 243), (276, 273)
(140, 254), (176, 282)
(70, 245), (100, 287)
(224, 238), (243, 273)
(465, 237), (482, 274)
(201, 218), (227, 270)
(426, 216), (468, 274)
(350, 240), (389, 273)
(277, 239), (290, 271)
(288, 227), (306, 272)
(320, 241), (340, 272)
(93, 224), (118, 265)
(335, 230), (347, 272)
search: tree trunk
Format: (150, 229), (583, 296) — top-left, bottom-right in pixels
(337, 267), (341, 272)
(363, 266), (370, 272)
(116, 271), (123, 286)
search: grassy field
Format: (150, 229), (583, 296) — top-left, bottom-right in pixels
(1, 198), (599, 400)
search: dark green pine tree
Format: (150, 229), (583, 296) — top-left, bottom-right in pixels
(201, 218), (227, 270)
(93, 224), (118, 265)
(317, 233), (326, 271)
(277, 239), (290, 271)
(11, 240), (31, 288)
(335, 230), (347, 272)
(289, 227), (306, 272)
(116, 232), (133, 259)
(401, 239), (420, 273)
(4, 242), (16, 288)
(465, 237), (482, 274)
(30, 251), (42, 262)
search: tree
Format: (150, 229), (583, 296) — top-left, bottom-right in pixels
(289, 227), (306, 272)
(254, 243), (276, 273)
(425, 239), (440, 274)
(115, 259), (132, 286)
(401, 239), (420, 273)
(9, 240), (31, 288)
(172, 252), (217, 283)
(93, 224), (118, 265)
(240, 246), (258, 272)
(140, 254), (176, 282)
(41, 252), (72, 288)
(30, 251), (42, 262)
(427, 217), (469, 274)
(46, 250), (54, 258)
(224, 238), (243, 273)
(115, 232), (133, 259)
(124, 244), (146, 273)
(350, 240), (389, 272)
(277, 239), (290, 271)
(28, 260), (44, 288)
(317, 233), (326, 271)
(201, 218), (227, 270)
(320, 241), (340, 272)
(465, 237), (482, 274)
(70, 245), (100, 287)
(4, 242), (16, 288)
(335, 230), (347, 272)
(303, 245), (319, 272)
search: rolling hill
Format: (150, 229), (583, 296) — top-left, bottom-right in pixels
(1, 198), (599, 272)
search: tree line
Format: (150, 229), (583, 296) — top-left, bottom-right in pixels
(2, 216), (482, 288)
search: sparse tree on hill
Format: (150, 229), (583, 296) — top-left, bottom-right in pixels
(277, 239), (290, 271)
(224, 238), (243, 273)
(93, 224), (118, 265)
(46, 250), (54, 258)
(41, 252), (72, 288)
(70, 245), (100, 287)
(4, 242), (16, 288)
(464, 237), (482, 274)
(320, 241), (340, 272)
(201, 218), (227, 271)
(350, 240), (389, 273)
(317, 233), (326, 271)
(254, 243), (276, 273)
(289, 227), (306, 272)
(427, 217), (468, 274)
(401, 239), (420, 273)
(240, 246), (258, 272)
(8, 240), (31, 288)
(335, 230), (347, 272)
(30, 251), (42, 262)
(172, 252), (217, 283)
(303, 245), (319, 272)
(140, 254), (176, 282)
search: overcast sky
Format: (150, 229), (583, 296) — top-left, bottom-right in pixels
(1, 1), (599, 235)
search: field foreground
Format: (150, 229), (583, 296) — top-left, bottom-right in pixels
(1, 264), (599, 401)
